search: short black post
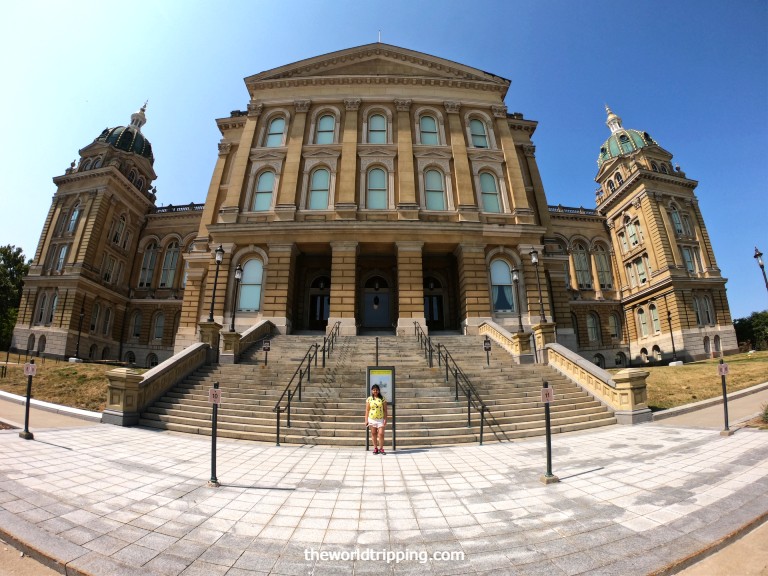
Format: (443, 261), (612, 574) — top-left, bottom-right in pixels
(720, 359), (734, 437)
(376, 337), (379, 366)
(466, 387), (471, 427)
(322, 337), (327, 368)
(287, 390), (292, 428)
(485, 335), (490, 366)
(298, 369), (303, 402)
(275, 409), (281, 446)
(428, 337), (433, 367)
(314, 343), (319, 367)
(540, 381), (559, 484)
(208, 381), (219, 487)
(264, 346), (269, 366)
(19, 359), (34, 440)
(479, 405), (485, 445)
(454, 368), (459, 401)
(444, 352), (449, 382)
(436, 343), (442, 367)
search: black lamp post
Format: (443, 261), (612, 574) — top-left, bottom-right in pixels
(512, 268), (524, 333)
(529, 248), (548, 323)
(667, 310), (678, 362)
(74, 303), (85, 359)
(230, 264), (243, 332)
(755, 247), (768, 294)
(207, 245), (225, 322)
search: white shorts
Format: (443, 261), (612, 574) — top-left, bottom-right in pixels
(368, 418), (385, 428)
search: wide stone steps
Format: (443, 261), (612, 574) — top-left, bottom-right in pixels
(139, 334), (617, 446)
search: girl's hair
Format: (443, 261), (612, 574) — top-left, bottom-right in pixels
(370, 384), (385, 402)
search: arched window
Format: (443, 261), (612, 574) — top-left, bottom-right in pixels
(139, 243), (158, 288)
(130, 311), (142, 339)
(92, 157), (102, 169)
(702, 296), (714, 324)
(608, 181), (615, 192)
(36, 293), (47, 325)
(315, 114), (335, 144)
(660, 164), (668, 174)
(469, 119), (488, 148)
(160, 242), (180, 288)
(609, 313), (621, 340)
(594, 245), (613, 289)
(619, 134), (633, 154)
(368, 114), (387, 144)
(424, 169), (446, 211)
(692, 297), (702, 325)
(238, 259), (264, 311)
(90, 302), (100, 332)
(714, 335), (721, 353)
(490, 260), (515, 312)
(128, 170), (136, 184)
(112, 215), (125, 244)
(38, 336), (46, 357)
(573, 243), (592, 289)
(479, 172), (501, 213)
(652, 345), (662, 361)
(593, 354), (605, 368)
(651, 162), (659, 172)
(153, 313), (165, 340)
(67, 204), (80, 234)
(670, 205), (684, 235)
(146, 353), (158, 368)
(308, 168), (330, 210)
(56, 245), (68, 271)
(587, 313), (601, 344)
(89, 344), (98, 360)
(253, 171), (275, 211)
(637, 307), (648, 337)
(136, 177), (144, 191)
(703, 336), (711, 355)
(102, 347), (110, 361)
(572, 313), (581, 347)
(419, 115), (438, 145)
(265, 116), (286, 147)
(618, 232), (628, 253)
(649, 304), (661, 333)
(102, 307), (112, 336)
(615, 172), (624, 185)
(366, 168), (387, 209)
(125, 351), (136, 364)
(81, 159), (92, 171)
(640, 347), (649, 363)
(48, 292), (58, 324)
(626, 217), (640, 247)
(27, 334), (35, 351)
(615, 352), (626, 367)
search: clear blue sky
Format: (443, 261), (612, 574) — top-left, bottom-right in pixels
(1, 0), (766, 319)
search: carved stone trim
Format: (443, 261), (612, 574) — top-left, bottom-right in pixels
(394, 99), (412, 112)
(443, 101), (461, 114)
(218, 142), (231, 157)
(344, 98), (361, 111)
(523, 144), (536, 158)
(247, 102), (263, 118)
(294, 100), (311, 113)
(492, 105), (508, 118)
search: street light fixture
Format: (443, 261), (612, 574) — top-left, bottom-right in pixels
(207, 245), (225, 322)
(74, 303), (85, 360)
(529, 248), (548, 323)
(667, 309), (678, 362)
(755, 246), (768, 294)
(512, 268), (524, 333)
(230, 264), (243, 332)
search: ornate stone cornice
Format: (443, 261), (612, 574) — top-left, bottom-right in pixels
(394, 99), (412, 112)
(218, 142), (231, 157)
(344, 98), (361, 111)
(294, 100), (311, 113)
(491, 105), (508, 118)
(443, 101), (461, 114)
(523, 144), (536, 158)
(247, 102), (263, 118)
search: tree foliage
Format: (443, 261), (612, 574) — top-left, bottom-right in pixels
(734, 310), (768, 351)
(0, 245), (30, 349)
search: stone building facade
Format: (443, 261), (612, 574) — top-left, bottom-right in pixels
(12, 44), (737, 367)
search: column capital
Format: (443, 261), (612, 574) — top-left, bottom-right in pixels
(491, 105), (508, 118)
(443, 101), (461, 114)
(247, 102), (263, 118)
(217, 141), (231, 157)
(344, 98), (361, 111)
(394, 99), (412, 112)
(294, 100), (311, 113)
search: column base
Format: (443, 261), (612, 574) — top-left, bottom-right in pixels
(327, 317), (357, 336)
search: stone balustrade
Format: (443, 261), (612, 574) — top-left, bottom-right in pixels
(220, 320), (275, 364)
(478, 320), (533, 363)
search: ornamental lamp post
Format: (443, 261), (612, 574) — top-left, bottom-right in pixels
(230, 264), (243, 332)
(74, 303), (85, 360)
(667, 309), (678, 362)
(512, 268), (524, 333)
(529, 248), (548, 323)
(755, 247), (768, 294)
(207, 245), (225, 322)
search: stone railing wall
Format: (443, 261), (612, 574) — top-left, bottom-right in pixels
(478, 320), (534, 363)
(545, 342), (652, 424)
(103, 342), (209, 426)
(220, 320), (275, 364)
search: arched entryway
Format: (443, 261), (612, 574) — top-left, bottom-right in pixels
(423, 275), (445, 331)
(361, 275), (392, 331)
(308, 275), (331, 331)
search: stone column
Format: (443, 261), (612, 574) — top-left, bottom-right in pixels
(455, 244), (490, 334)
(102, 368), (145, 426)
(611, 368), (653, 424)
(199, 141), (236, 230)
(327, 241), (358, 335)
(275, 100), (311, 219)
(395, 99), (419, 219)
(589, 250), (603, 300)
(220, 331), (241, 364)
(493, 105), (537, 225)
(444, 102), (478, 221)
(396, 242), (425, 335)
(219, 104), (262, 223)
(532, 322), (557, 364)
(336, 98), (360, 217)
(262, 243), (297, 334)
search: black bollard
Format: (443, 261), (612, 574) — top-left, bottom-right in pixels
(719, 359), (734, 437)
(209, 382), (220, 486)
(540, 381), (559, 484)
(19, 359), (35, 440)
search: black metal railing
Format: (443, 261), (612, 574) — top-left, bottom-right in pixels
(272, 321), (341, 446)
(413, 322), (489, 444)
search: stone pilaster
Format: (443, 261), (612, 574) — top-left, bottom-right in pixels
(455, 244), (490, 334)
(394, 99), (418, 217)
(396, 242), (425, 335)
(275, 100), (311, 216)
(262, 243), (297, 334)
(337, 99), (360, 210)
(532, 322), (557, 363)
(327, 241), (358, 335)
(444, 102), (477, 218)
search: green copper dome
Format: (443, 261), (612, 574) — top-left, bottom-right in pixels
(94, 104), (154, 164)
(597, 106), (657, 168)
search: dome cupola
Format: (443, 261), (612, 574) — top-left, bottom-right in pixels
(95, 103), (154, 163)
(597, 105), (657, 168)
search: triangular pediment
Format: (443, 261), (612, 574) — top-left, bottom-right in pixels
(246, 43), (509, 88)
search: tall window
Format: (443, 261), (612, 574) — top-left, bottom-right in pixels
(308, 169), (330, 210)
(634, 257), (648, 284)
(315, 114), (335, 144)
(490, 260), (515, 312)
(368, 114), (386, 144)
(615, 172), (624, 185)
(692, 297), (702, 325)
(67, 204), (80, 233)
(609, 313), (621, 340)
(480, 173), (501, 213)
(160, 242), (180, 288)
(419, 115), (438, 145)
(469, 119), (488, 148)
(153, 313), (165, 340)
(48, 292), (58, 324)
(112, 215), (125, 245)
(649, 304), (661, 333)
(594, 246), (613, 289)
(36, 294), (47, 324)
(638, 308), (648, 337)
(618, 232), (628, 253)
(238, 259), (264, 311)
(56, 245), (68, 271)
(131, 311), (142, 339)
(103, 256), (116, 283)
(626, 218), (640, 247)
(587, 313), (601, 344)
(670, 205), (684, 235)
(626, 263), (637, 287)
(253, 171), (275, 211)
(424, 170), (446, 211)
(90, 303), (100, 332)
(573, 243), (592, 289)
(265, 117), (285, 147)
(702, 296), (714, 324)
(139, 243), (158, 288)
(366, 168), (387, 209)
(681, 247), (697, 273)
(102, 307), (112, 336)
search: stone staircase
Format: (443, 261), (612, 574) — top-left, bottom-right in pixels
(139, 334), (617, 447)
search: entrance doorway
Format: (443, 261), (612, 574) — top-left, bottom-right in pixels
(362, 275), (391, 331)
(423, 276), (445, 331)
(308, 275), (330, 330)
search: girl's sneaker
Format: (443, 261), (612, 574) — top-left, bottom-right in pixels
(373, 448), (379, 455)
(379, 449), (386, 455)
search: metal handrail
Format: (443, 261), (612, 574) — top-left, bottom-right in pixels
(272, 321), (342, 446)
(413, 322), (489, 444)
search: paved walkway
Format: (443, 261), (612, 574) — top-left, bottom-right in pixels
(0, 389), (766, 575)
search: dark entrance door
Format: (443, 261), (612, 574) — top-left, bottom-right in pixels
(423, 275), (445, 331)
(362, 275), (392, 331)
(308, 275), (330, 331)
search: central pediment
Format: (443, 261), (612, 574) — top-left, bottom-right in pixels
(245, 43), (510, 90)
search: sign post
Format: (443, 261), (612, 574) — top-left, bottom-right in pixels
(19, 360), (36, 440)
(718, 360), (734, 437)
(263, 340), (270, 366)
(208, 382), (221, 486)
(483, 336), (491, 366)
(366, 367), (396, 452)
(540, 381), (559, 484)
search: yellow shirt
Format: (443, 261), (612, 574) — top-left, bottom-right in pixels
(367, 396), (385, 419)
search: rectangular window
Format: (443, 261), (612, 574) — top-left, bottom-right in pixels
(56, 245), (68, 271)
(681, 247), (696, 273)
(635, 258), (647, 284)
(103, 256), (116, 283)
(626, 264), (636, 287)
